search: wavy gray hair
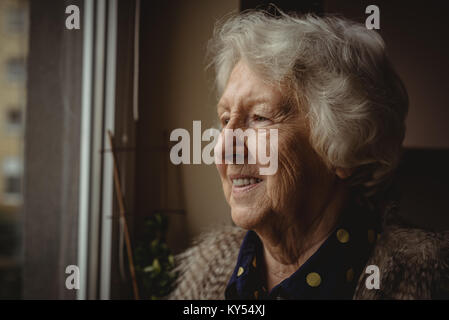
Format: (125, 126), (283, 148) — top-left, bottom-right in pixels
(208, 10), (408, 199)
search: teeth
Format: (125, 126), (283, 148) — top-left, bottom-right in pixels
(232, 178), (262, 186)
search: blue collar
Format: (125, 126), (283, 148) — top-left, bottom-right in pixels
(225, 203), (381, 300)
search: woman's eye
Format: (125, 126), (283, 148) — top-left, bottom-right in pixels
(254, 115), (269, 122)
(222, 118), (230, 126)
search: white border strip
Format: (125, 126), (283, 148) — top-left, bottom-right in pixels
(77, 0), (94, 300)
(100, 0), (118, 300)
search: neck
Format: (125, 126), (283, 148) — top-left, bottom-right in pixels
(255, 183), (349, 291)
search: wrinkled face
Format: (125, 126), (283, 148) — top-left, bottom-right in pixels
(215, 61), (334, 231)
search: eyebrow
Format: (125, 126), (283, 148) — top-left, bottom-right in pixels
(217, 97), (272, 113)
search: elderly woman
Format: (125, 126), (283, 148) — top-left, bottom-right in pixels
(168, 11), (449, 300)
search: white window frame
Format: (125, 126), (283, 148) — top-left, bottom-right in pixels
(77, 0), (117, 300)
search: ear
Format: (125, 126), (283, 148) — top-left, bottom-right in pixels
(336, 168), (353, 179)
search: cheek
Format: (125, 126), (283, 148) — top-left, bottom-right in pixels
(268, 125), (308, 210)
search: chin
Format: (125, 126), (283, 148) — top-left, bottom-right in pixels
(230, 206), (267, 230)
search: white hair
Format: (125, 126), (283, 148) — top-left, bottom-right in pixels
(208, 10), (408, 199)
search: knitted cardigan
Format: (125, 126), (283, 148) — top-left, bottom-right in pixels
(167, 207), (449, 300)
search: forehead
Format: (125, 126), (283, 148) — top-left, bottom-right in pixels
(217, 61), (285, 112)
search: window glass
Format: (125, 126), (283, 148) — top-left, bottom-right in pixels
(5, 108), (22, 133)
(0, 0), (28, 299)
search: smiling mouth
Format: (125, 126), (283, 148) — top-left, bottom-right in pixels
(232, 177), (262, 187)
(229, 176), (263, 193)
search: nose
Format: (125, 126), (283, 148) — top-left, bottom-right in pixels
(215, 117), (251, 165)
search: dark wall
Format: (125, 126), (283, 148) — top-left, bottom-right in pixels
(109, 0), (139, 300)
(396, 149), (449, 230)
(241, 0), (323, 14)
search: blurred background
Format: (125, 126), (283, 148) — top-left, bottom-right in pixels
(0, 0), (27, 299)
(0, 0), (447, 299)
